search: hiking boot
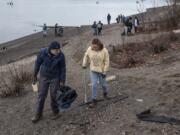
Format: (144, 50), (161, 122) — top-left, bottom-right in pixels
(50, 112), (60, 120)
(103, 92), (108, 99)
(88, 99), (97, 108)
(31, 114), (42, 123)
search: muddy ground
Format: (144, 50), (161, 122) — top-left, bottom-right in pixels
(0, 23), (180, 135)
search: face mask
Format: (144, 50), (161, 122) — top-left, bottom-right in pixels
(50, 49), (60, 56)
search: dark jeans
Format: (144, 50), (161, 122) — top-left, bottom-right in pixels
(108, 20), (110, 24)
(36, 77), (60, 115)
(92, 28), (97, 35)
(98, 28), (102, 35)
(134, 26), (138, 33)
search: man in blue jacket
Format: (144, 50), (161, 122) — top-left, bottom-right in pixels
(31, 41), (66, 123)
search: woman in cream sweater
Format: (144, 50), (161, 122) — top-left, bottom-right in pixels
(82, 38), (110, 107)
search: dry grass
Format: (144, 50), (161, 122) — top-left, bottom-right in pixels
(0, 64), (33, 98)
(111, 33), (179, 69)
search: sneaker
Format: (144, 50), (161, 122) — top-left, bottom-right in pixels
(50, 112), (60, 120)
(31, 114), (42, 123)
(88, 99), (97, 108)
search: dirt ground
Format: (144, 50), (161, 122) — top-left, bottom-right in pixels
(0, 23), (180, 135)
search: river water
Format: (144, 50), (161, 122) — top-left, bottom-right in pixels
(0, 0), (165, 44)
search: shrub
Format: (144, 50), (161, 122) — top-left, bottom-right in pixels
(0, 64), (33, 98)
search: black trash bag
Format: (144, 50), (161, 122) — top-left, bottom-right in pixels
(56, 86), (78, 109)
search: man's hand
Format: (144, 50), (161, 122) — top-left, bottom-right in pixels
(60, 82), (65, 86)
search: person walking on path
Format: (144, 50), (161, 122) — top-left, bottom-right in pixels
(92, 21), (97, 35)
(97, 21), (103, 35)
(134, 16), (140, 33)
(122, 17), (133, 36)
(58, 26), (64, 37)
(55, 23), (58, 36)
(43, 23), (47, 37)
(107, 13), (111, 24)
(31, 41), (66, 123)
(82, 38), (110, 108)
(127, 17), (133, 34)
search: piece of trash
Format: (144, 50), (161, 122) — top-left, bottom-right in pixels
(173, 29), (180, 34)
(136, 99), (143, 102)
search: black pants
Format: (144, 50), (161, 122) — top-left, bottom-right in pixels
(36, 77), (60, 115)
(98, 28), (102, 35)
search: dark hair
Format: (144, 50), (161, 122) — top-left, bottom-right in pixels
(92, 38), (104, 50)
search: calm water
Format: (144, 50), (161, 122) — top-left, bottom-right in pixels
(0, 0), (165, 44)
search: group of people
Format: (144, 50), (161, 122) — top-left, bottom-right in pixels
(107, 13), (128, 24)
(54, 23), (64, 37)
(7, 2), (13, 6)
(91, 21), (103, 36)
(31, 13), (141, 124)
(122, 16), (140, 36)
(42, 23), (64, 37)
(91, 13), (140, 36)
(31, 38), (110, 123)
(116, 14), (126, 24)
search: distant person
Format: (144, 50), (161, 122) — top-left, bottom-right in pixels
(116, 17), (119, 23)
(97, 21), (103, 35)
(118, 15), (121, 23)
(0, 46), (7, 52)
(55, 23), (58, 36)
(82, 38), (109, 108)
(134, 16), (140, 33)
(58, 26), (64, 37)
(107, 13), (111, 24)
(31, 41), (66, 123)
(7, 2), (13, 6)
(2, 46), (7, 51)
(91, 21), (97, 36)
(122, 23), (128, 36)
(122, 15), (126, 24)
(128, 17), (133, 34)
(43, 23), (47, 37)
(116, 15), (120, 23)
(120, 14), (123, 23)
(121, 17), (133, 36)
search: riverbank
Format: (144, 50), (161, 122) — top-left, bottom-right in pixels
(1, 13), (180, 134)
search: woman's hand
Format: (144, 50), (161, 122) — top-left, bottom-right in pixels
(102, 73), (106, 78)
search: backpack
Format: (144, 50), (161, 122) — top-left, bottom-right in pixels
(97, 23), (102, 28)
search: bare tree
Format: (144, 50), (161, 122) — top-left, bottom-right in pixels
(165, 0), (180, 28)
(136, 0), (146, 28)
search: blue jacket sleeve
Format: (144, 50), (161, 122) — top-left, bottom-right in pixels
(34, 50), (44, 77)
(59, 53), (66, 83)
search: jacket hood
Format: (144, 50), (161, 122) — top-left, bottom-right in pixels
(48, 41), (61, 55)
